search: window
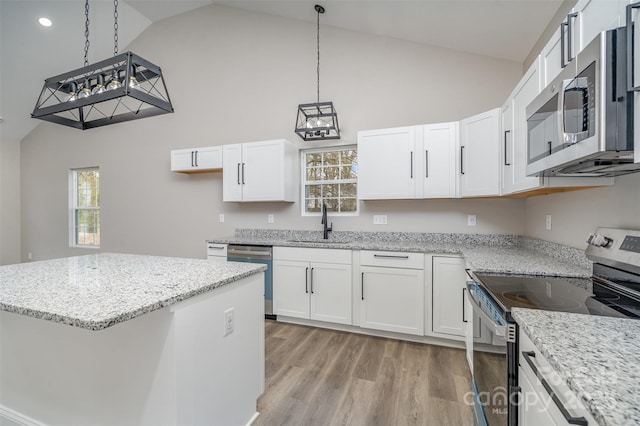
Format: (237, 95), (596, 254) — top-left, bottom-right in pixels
(70, 167), (100, 247)
(302, 147), (358, 215)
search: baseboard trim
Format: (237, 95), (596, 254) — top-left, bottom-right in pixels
(0, 405), (47, 426)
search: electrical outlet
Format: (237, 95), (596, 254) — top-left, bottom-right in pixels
(28, 252), (32, 260)
(545, 214), (552, 230)
(373, 215), (388, 225)
(267, 214), (274, 224)
(218, 213), (225, 223)
(224, 308), (234, 336)
(467, 215), (477, 227)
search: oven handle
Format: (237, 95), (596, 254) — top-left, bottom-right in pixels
(522, 351), (589, 426)
(465, 285), (508, 340)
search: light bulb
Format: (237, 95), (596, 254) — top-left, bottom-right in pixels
(127, 65), (140, 89)
(316, 118), (323, 127)
(77, 78), (92, 99)
(66, 82), (78, 102)
(91, 74), (106, 95)
(306, 119), (314, 129)
(106, 70), (122, 91)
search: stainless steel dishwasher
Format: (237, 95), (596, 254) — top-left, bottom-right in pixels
(227, 244), (274, 319)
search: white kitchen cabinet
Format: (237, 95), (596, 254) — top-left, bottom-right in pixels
(273, 247), (352, 325)
(432, 256), (468, 340)
(421, 122), (458, 198)
(359, 251), (424, 336)
(171, 146), (222, 173)
(206, 243), (227, 261)
(573, 0), (626, 55)
(541, 27), (563, 87)
(519, 331), (598, 426)
(459, 108), (501, 197)
(357, 126), (418, 200)
(357, 123), (457, 200)
(222, 139), (296, 202)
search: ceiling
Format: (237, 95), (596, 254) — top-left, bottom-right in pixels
(0, 0), (564, 142)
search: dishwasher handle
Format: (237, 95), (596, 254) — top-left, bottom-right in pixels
(227, 249), (272, 257)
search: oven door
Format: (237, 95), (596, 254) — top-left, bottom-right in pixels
(467, 284), (511, 426)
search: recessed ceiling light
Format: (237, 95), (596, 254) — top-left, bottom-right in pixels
(38, 17), (53, 27)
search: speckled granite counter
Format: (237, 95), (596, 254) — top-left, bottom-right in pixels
(0, 253), (266, 330)
(208, 229), (592, 278)
(512, 308), (640, 426)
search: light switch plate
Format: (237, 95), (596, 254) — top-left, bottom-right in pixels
(218, 213), (225, 223)
(267, 214), (274, 224)
(545, 214), (552, 230)
(467, 215), (477, 227)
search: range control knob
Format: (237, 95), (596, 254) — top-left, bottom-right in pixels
(587, 233), (613, 248)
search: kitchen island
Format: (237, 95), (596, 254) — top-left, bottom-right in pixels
(0, 253), (266, 425)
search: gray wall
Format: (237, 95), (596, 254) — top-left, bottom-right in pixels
(20, 4), (526, 262)
(1, 136), (21, 265)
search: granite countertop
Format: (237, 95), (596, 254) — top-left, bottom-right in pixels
(512, 308), (640, 426)
(209, 229), (592, 278)
(0, 253), (266, 331)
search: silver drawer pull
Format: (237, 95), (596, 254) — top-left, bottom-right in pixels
(373, 254), (410, 259)
(208, 246), (225, 249)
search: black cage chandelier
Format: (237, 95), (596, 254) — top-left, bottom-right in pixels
(294, 4), (340, 141)
(31, 0), (173, 130)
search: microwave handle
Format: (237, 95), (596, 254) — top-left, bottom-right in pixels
(627, 2), (640, 91)
(560, 21), (568, 68)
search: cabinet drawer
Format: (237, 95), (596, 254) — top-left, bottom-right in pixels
(359, 251), (424, 269)
(206, 243), (227, 258)
(274, 247), (351, 264)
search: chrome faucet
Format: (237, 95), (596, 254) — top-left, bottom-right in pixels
(321, 202), (332, 240)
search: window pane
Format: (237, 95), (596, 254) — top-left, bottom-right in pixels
(306, 153), (322, 167)
(305, 184), (321, 198)
(340, 183), (357, 198)
(321, 184), (339, 198)
(306, 198), (321, 213)
(339, 198), (357, 212)
(323, 198), (339, 211)
(340, 166), (357, 179)
(76, 209), (100, 246)
(323, 166), (340, 180)
(306, 167), (322, 181)
(77, 170), (99, 208)
(302, 148), (357, 214)
(323, 151), (340, 165)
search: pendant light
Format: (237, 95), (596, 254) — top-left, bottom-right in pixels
(294, 4), (340, 141)
(31, 0), (173, 130)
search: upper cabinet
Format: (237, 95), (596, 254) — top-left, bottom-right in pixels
(222, 139), (297, 202)
(459, 108), (501, 197)
(171, 147), (222, 173)
(358, 123), (457, 200)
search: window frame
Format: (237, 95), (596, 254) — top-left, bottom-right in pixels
(300, 145), (359, 217)
(69, 167), (101, 248)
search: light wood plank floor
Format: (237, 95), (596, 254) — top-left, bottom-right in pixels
(254, 320), (474, 426)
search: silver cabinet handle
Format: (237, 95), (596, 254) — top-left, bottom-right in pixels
(462, 288), (468, 323)
(425, 150), (429, 178)
(460, 146), (465, 175)
(191, 151), (195, 167)
(194, 150), (198, 167)
(504, 130), (511, 166)
(310, 267), (314, 294)
(305, 267), (309, 294)
(208, 245), (225, 250)
(242, 163), (245, 184)
(237, 163), (241, 185)
(566, 12), (578, 63)
(361, 272), (364, 300)
(560, 21), (568, 68)
(521, 351), (588, 426)
(410, 151), (414, 178)
(373, 254), (409, 259)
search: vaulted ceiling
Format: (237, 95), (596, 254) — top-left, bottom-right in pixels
(0, 0), (564, 142)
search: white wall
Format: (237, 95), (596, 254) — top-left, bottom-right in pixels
(524, 173), (640, 249)
(20, 4), (525, 262)
(0, 137), (20, 266)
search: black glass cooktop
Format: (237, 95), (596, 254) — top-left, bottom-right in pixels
(474, 274), (635, 319)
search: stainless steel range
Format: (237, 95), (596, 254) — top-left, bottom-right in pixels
(467, 227), (640, 426)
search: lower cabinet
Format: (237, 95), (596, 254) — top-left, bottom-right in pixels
(432, 256), (468, 340)
(519, 331), (597, 426)
(273, 247), (352, 325)
(359, 251), (425, 336)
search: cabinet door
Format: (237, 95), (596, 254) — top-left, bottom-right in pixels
(509, 60), (543, 194)
(500, 98), (514, 195)
(518, 365), (560, 426)
(171, 149), (196, 172)
(459, 109), (501, 197)
(420, 122), (457, 198)
(541, 27), (563, 87)
(358, 126), (417, 200)
(195, 147), (222, 170)
(360, 266), (424, 335)
(574, 0), (623, 54)
(222, 144), (243, 202)
(309, 262), (352, 325)
(464, 289), (473, 374)
(432, 256), (467, 339)
(273, 260), (310, 319)
(242, 140), (290, 202)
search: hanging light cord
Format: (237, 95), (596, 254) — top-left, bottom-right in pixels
(83, 0), (90, 66)
(316, 8), (320, 104)
(113, 0), (119, 56)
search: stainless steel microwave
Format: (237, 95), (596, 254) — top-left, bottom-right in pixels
(526, 27), (639, 177)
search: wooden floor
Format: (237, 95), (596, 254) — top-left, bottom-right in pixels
(255, 320), (474, 426)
